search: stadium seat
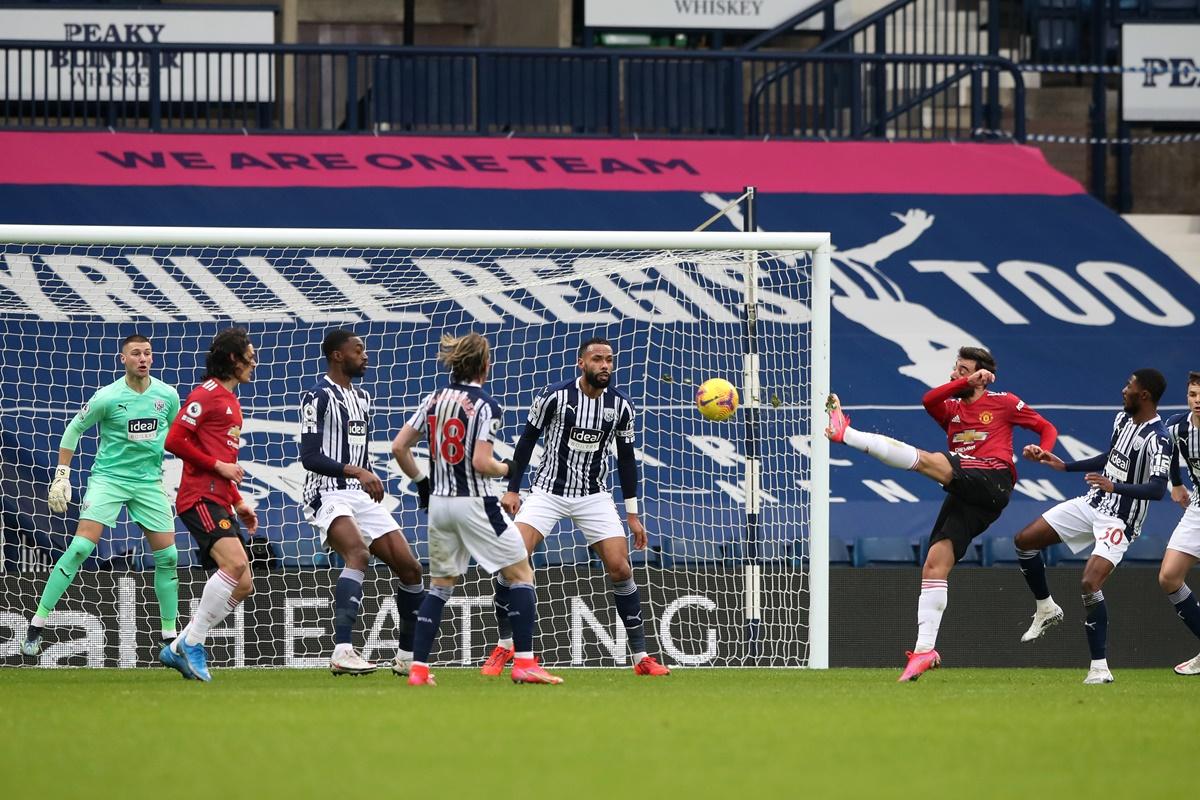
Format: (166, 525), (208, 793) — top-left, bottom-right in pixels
(982, 536), (1060, 567)
(792, 537), (852, 566)
(659, 536), (723, 567)
(531, 540), (591, 567)
(920, 535), (981, 566)
(629, 546), (660, 567)
(852, 536), (917, 567)
(269, 536), (330, 569)
(1053, 542), (1090, 564)
(720, 540), (792, 565)
(1124, 533), (1169, 563)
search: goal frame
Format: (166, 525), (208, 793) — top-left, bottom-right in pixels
(0, 224), (832, 669)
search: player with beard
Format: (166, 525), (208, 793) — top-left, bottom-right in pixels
(826, 346), (1057, 682)
(492, 337), (671, 677)
(300, 329), (426, 676)
(1015, 369), (1170, 684)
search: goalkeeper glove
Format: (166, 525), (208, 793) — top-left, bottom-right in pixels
(415, 476), (431, 513)
(48, 465), (72, 513)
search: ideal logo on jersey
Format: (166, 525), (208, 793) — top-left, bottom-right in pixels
(568, 428), (604, 452)
(347, 419), (367, 447)
(1107, 450), (1131, 481)
(126, 417), (158, 441)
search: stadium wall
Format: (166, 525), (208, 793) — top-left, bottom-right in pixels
(1, 132), (1198, 669)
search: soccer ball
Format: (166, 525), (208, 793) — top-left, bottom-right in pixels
(696, 378), (739, 421)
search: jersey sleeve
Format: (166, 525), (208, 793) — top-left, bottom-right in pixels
(300, 388), (345, 478)
(59, 388), (110, 451)
(921, 379), (965, 430)
(166, 388), (218, 471)
(617, 399), (636, 443)
(526, 389), (558, 430)
(405, 392), (436, 434)
(477, 400), (502, 443)
(1007, 393), (1057, 450)
(1148, 427), (1172, 483)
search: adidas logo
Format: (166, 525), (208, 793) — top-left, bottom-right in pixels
(226, 407), (233, 415)
(951, 415), (961, 423)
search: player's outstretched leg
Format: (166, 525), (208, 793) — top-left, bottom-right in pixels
(409, 583), (455, 686)
(1014, 518), (1065, 642)
(329, 567), (377, 676)
(172, 568), (239, 682)
(149, 541), (180, 645)
(23, 533), (98, 657)
(481, 575), (515, 676)
(1081, 556), (1116, 685)
(825, 394), (920, 470)
(369, 530), (426, 677)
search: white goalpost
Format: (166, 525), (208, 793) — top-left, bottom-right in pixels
(0, 225), (830, 669)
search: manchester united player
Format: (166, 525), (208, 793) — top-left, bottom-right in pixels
(826, 346), (1056, 681)
(159, 327), (259, 681)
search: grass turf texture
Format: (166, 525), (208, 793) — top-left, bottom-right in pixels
(2, 668), (1197, 799)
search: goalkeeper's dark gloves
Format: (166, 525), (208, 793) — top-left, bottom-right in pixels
(415, 476), (431, 513)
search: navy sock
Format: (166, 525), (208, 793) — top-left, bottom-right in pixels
(1169, 584), (1200, 641)
(507, 583), (537, 654)
(412, 584), (453, 664)
(493, 575), (513, 641)
(612, 577), (647, 655)
(1083, 591), (1108, 660)
(1017, 548), (1050, 600)
(394, 582), (425, 652)
(333, 568), (365, 646)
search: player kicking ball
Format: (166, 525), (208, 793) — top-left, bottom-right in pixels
(1160, 372), (1200, 676)
(497, 336), (670, 677)
(23, 334), (181, 659)
(159, 328), (260, 682)
(392, 332), (562, 686)
(826, 346), (1056, 682)
(300, 329), (426, 677)
(1014, 369), (1170, 684)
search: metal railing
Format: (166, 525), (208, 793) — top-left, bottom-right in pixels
(0, 41), (1025, 142)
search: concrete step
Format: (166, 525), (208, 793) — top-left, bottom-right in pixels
(1123, 215), (1200, 279)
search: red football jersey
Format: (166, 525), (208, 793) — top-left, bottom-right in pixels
(923, 377), (1056, 476)
(166, 378), (244, 513)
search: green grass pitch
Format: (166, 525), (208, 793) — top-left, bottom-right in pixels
(2, 667), (1197, 799)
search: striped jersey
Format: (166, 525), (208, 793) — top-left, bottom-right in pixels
(1166, 413), (1200, 508)
(299, 375), (372, 509)
(1087, 411), (1171, 535)
(406, 382), (503, 497)
(526, 377), (636, 497)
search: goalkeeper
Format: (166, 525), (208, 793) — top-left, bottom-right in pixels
(22, 334), (182, 658)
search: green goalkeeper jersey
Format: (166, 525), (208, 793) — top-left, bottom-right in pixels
(60, 377), (180, 482)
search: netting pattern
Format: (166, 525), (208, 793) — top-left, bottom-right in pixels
(0, 240), (813, 667)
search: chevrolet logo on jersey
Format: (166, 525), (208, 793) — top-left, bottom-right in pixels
(952, 429), (988, 443)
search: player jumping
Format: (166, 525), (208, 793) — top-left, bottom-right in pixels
(160, 328), (260, 681)
(300, 329), (426, 677)
(391, 332), (562, 686)
(1015, 369), (1170, 684)
(22, 334), (181, 659)
(497, 336), (670, 677)
(826, 346), (1056, 682)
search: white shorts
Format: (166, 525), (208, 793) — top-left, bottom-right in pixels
(513, 488), (625, 546)
(1167, 504), (1200, 559)
(427, 496), (528, 578)
(1043, 496), (1132, 567)
(306, 488), (400, 547)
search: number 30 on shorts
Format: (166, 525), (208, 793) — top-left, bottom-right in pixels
(1102, 527), (1124, 546)
(429, 415), (466, 464)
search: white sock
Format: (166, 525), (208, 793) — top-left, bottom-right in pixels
(1036, 596), (1057, 614)
(515, 651), (534, 661)
(185, 570), (238, 646)
(31, 613), (47, 628)
(333, 642), (354, 658)
(171, 622), (192, 653)
(842, 428), (920, 470)
(498, 638), (514, 650)
(396, 649), (413, 661)
(1090, 658), (1109, 670)
(632, 651), (648, 664)
(914, 579), (948, 653)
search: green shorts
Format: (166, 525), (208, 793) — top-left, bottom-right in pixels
(79, 476), (175, 534)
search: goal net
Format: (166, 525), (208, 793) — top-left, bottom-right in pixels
(0, 226), (830, 669)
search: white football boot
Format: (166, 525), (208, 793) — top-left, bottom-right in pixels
(1020, 602), (1065, 642)
(329, 647), (378, 676)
